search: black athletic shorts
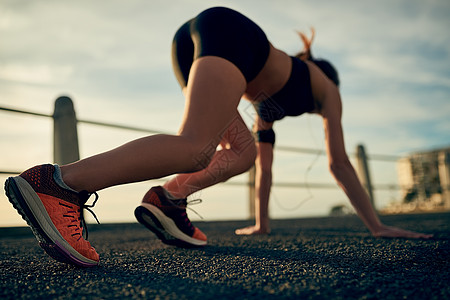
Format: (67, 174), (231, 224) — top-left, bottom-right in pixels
(171, 6), (271, 87)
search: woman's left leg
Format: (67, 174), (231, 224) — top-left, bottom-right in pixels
(162, 113), (256, 199)
(133, 56), (248, 247)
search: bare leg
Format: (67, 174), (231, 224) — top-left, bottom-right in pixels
(163, 114), (256, 199)
(61, 56), (247, 193)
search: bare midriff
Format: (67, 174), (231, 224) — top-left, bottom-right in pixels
(243, 44), (292, 103)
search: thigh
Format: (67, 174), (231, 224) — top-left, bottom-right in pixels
(177, 56), (247, 155)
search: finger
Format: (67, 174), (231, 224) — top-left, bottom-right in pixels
(402, 231), (433, 239)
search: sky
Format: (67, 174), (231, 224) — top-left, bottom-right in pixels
(0, 0), (449, 227)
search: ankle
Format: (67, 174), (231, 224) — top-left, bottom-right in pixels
(53, 165), (78, 193)
(162, 185), (186, 199)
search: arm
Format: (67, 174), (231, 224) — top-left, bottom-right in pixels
(321, 86), (384, 233)
(316, 69), (432, 238)
(254, 136), (274, 233)
(235, 116), (274, 235)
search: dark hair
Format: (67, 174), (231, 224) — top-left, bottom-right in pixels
(295, 28), (340, 87)
(309, 58), (340, 87)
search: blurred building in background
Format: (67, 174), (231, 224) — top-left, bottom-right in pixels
(385, 146), (450, 214)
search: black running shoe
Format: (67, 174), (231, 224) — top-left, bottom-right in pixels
(134, 186), (207, 247)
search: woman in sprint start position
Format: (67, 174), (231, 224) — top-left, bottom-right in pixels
(5, 7), (431, 268)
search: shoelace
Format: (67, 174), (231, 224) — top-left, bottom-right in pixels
(186, 198), (203, 220)
(78, 191), (100, 240)
(174, 199), (203, 233)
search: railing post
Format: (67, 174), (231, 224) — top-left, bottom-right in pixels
(248, 165), (256, 220)
(53, 96), (80, 165)
(438, 151), (450, 210)
(356, 144), (375, 208)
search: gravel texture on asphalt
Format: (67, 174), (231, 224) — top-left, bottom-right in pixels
(0, 213), (449, 299)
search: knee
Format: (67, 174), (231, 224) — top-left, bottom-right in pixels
(229, 141), (257, 175)
(223, 137), (257, 174)
(185, 141), (217, 173)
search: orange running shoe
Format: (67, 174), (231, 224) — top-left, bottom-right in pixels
(134, 186), (207, 247)
(4, 164), (100, 267)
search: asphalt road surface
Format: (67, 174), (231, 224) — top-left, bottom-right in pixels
(1, 213), (449, 299)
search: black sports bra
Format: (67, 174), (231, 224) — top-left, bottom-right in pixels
(253, 56), (315, 122)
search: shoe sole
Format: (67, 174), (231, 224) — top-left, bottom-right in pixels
(134, 204), (207, 248)
(4, 176), (99, 267)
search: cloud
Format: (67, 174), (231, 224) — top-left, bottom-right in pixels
(0, 63), (73, 85)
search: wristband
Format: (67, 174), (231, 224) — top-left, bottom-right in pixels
(256, 129), (275, 145)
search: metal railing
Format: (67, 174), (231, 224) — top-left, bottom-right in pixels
(0, 97), (403, 217)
